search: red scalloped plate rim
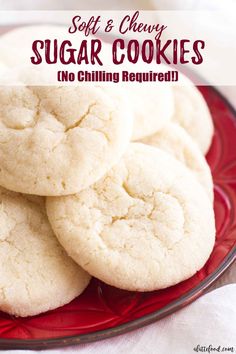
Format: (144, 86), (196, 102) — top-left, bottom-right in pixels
(0, 246), (234, 350)
(0, 86), (235, 350)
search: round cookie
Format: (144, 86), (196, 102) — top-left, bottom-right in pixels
(92, 42), (173, 141)
(46, 143), (215, 292)
(0, 186), (90, 317)
(140, 122), (214, 201)
(172, 80), (214, 154)
(130, 84), (174, 140)
(0, 85), (133, 196)
(96, 48), (174, 141)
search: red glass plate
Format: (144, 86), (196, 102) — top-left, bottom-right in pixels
(0, 86), (235, 350)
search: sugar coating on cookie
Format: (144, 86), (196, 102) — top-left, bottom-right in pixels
(172, 81), (214, 154)
(46, 143), (215, 292)
(0, 85), (133, 195)
(0, 186), (90, 317)
(130, 84), (174, 140)
(140, 123), (214, 201)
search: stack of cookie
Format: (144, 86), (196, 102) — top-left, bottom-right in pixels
(0, 27), (215, 317)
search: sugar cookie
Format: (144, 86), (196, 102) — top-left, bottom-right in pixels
(172, 81), (214, 154)
(140, 123), (213, 201)
(46, 143), (215, 291)
(130, 85), (174, 140)
(0, 85), (133, 195)
(0, 187), (90, 317)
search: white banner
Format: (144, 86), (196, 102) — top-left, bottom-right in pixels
(0, 10), (235, 86)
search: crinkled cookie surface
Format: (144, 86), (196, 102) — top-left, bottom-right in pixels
(0, 85), (133, 195)
(129, 84), (174, 140)
(46, 143), (215, 291)
(140, 123), (214, 201)
(0, 186), (90, 317)
(172, 82), (214, 154)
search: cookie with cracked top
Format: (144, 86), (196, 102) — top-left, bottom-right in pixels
(46, 143), (215, 291)
(172, 77), (214, 155)
(0, 186), (90, 317)
(0, 85), (133, 195)
(140, 122), (214, 202)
